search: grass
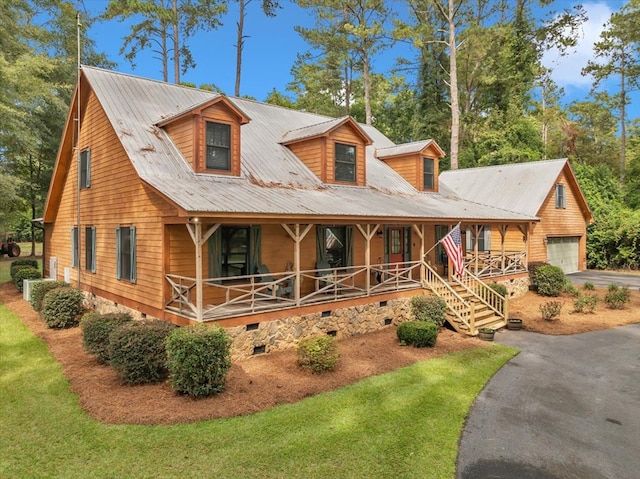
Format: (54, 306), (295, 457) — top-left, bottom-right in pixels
(0, 304), (517, 479)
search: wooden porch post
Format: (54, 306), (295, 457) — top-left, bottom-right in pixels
(473, 225), (480, 275)
(186, 222), (219, 322)
(281, 224), (313, 306)
(499, 225), (508, 273)
(412, 224), (425, 282)
(356, 224), (379, 296)
(518, 224), (530, 269)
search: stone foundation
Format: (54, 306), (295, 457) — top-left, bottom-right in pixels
(227, 298), (415, 360)
(494, 276), (530, 298)
(83, 292), (154, 321)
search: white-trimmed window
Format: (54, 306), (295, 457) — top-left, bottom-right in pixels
(555, 184), (566, 208)
(85, 226), (96, 273)
(71, 227), (79, 268)
(80, 148), (91, 188)
(335, 143), (356, 182)
(205, 121), (231, 171)
(116, 226), (136, 283)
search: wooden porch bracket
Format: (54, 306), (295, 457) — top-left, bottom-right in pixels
(281, 223), (313, 305)
(186, 222), (220, 322)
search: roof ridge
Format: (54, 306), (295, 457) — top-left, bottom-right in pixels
(440, 158), (567, 175)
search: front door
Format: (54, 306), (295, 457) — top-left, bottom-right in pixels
(388, 227), (405, 264)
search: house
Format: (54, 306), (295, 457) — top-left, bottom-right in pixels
(44, 67), (554, 359)
(439, 160), (593, 274)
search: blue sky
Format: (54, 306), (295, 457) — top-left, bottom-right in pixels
(81, 0), (635, 117)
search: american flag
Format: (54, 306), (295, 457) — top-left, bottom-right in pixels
(440, 224), (465, 277)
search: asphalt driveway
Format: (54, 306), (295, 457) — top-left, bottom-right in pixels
(567, 271), (640, 289)
(457, 324), (640, 479)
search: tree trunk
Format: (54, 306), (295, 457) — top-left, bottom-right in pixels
(447, 0), (460, 170)
(363, 50), (372, 125)
(235, 0), (246, 96)
(162, 24), (168, 83)
(173, 0), (180, 84)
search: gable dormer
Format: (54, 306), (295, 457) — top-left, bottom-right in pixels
(280, 117), (372, 186)
(157, 96), (250, 176)
(375, 140), (445, 192)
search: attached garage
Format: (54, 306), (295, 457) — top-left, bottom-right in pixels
(547, 236), (580, 273)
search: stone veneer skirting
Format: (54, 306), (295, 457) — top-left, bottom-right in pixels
(82, 274), (530, 361)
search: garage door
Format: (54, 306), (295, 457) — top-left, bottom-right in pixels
(547, 237), (580, 273)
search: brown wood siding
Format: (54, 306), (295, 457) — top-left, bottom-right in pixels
(530, 169), (588, 269)
(383, 156), (419, 188)
(46, 89), (178, 314)
(489, 226), (526, 251)
(329, 126), (366, 186)
(164, 116), (194, 169)
(288, 141), (325, 180)
(195, 103), (241, 175)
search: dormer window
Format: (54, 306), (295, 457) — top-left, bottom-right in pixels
(423, 157), (435, 190)
(335, 143), (356, 183)
(206, 121), (231, 171)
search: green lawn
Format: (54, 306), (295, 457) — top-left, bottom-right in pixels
(0, 304), (517, 478)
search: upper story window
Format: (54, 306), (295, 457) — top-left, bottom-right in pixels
(206, 121), (231, 171)
(80, 148), (91, 188)
(335, 143), (356, 183)
(423, 157), (434, 190)
(555, 184), (566, 208)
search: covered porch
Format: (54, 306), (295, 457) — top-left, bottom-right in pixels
(164, 220), (530, 323)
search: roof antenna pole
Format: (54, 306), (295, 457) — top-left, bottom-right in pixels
(76, 11), (82, 290)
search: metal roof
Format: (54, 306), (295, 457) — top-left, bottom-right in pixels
(375, 140), (440, 158)
(439, 159), (568, 217)
(81, 66), (538, 222)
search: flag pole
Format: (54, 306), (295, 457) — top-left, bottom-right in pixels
(422, 222), (461, 259)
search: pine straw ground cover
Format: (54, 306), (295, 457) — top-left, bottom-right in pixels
(1, 281), (637, 426)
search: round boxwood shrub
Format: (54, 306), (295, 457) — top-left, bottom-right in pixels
(410, 295), (447, 327)
(108, 319), (177, 385)
(13, 267), (42, 292)
(81, 312), (133, 364)
(29, 280), (69, 312)
(297, 335), (339, 373)
(532, 265), (566, 297)
(165, 324), (232, 397)
(397, 320), (439, 348)
(41, 287), (85, 329)
(488, 282), (508, 297)
(10, 259), (39, 278)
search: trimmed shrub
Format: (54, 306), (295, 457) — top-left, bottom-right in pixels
(10, 259), (39, 278)
(297, 335), (339, 373)
(532, 265), (566, 297)
(539, 300), (562, 321)
(165, 324), (232, 397)
(573, 294), (598, 314)
(604, 284), (631, 310)
(109, 319), (176, 385)
(81, 312), (133, 364)
(488, 282), (508, 297)
(528, 261), (548, 290)
(397, 320), (439, 348)
(29, 280), (69, 311)
(13, 267), (42, 292)
(41, 287), (85, 329)
(583, 282), (595, 291)
(410, 295), (447, 327)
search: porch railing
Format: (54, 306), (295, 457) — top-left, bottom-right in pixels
(449, 269), (508, 323)
(464, 251), (527, 278)
(423, 262), (475, 332)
